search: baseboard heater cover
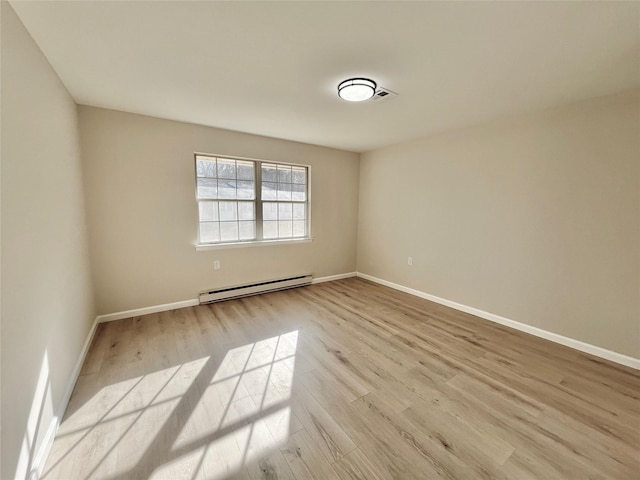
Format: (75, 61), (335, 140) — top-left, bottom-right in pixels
(199, 274), (313, 304)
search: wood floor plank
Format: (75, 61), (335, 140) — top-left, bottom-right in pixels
(446, 372), (544, 418)
(352, 392), (511, 480)
(79, 323), (113, 376)
(42, 278), (640, 479)
(298, 373), (451, 479)
(288, 381), (356, 464)
(331, 448), (388, 480)
(245, 450), (296, 480)
(295, 334), (370, 400)
(280, 429), (340, 480)
(400, 402), (515, 468)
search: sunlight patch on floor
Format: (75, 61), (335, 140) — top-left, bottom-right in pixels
(43, 330), (299, 480)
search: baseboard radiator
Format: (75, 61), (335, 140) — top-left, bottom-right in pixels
(199, 274), (313, 304)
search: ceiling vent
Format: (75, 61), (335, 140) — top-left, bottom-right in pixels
(372, 87), (398, 101)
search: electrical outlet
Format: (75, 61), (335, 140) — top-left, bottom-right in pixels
(214, 260), (221, 270)
(408, 257), (413, 266)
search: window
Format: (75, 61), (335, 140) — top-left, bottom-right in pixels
(195, 154), (309, 245)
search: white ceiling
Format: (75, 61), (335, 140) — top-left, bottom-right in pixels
(10, 1), (640, 153)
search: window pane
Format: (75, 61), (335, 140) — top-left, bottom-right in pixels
(262, 182), (277, 200)
(277, 165), (292, 183)
(292, 184), (306, 201)
(199, 201), (218, 221)
(197, 178), (217, 199)
(220, 222), (239, 242)
(239, 221), (255, 240)
(262, 164), (277, 182)
(278, 220), (292, 238)
(263, 202), (277, 221)
(292, 167), (306, 184)
(278, 203), (292, 220)
(219, 201), (237, 221)
(292, 220), (305, 237)
(200, 222), (220, 243)
(237, 181), (254, 199)
(237, 161), (254, 180)
(218, 179), (237, 199)
(263, 221), (278, 239)
(217, 159), (236, 179)
(277, 183), (292, 201)
(293, 203), (305, 219)
(196, 158), (216, 177)
(238, 202), (255, 220)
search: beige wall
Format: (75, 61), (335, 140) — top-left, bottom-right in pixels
(78, 106), (359, 315)
(358, 90), (640, 358)
(1, 3), (96, 479)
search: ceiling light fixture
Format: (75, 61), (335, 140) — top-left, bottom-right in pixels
(337, 78), (377, 102)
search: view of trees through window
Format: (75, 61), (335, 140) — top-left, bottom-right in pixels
(195, 155), (309, 244)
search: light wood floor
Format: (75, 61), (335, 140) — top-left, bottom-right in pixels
(44, 277), (640, 479)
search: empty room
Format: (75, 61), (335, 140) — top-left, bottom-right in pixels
(1, 1), (639, 479)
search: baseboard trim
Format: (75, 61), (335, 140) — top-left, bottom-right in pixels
(95, 274), (358, 323)
(30, 315), (100, 479)
(312, 272), (357, 284)
(356, 272), (640, 370)
(96, 299), (200, 323)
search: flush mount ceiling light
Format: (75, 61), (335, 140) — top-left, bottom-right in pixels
(337, 78), (377, 102)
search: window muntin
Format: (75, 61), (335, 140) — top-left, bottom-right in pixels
(195, 155), (309, 245)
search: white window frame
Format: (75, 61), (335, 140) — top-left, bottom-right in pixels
(194, 153), (311, 249)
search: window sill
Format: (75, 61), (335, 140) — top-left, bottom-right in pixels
(195, 237), (313, 251)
